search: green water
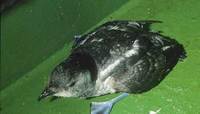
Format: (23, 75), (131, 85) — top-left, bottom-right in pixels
(1, 0), (200, 114)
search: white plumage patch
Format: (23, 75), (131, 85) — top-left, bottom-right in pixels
(125, 40), (140, 57)
(91, 38), (103, 43)
(100, 40), (140, 77)
(124, 48), (138, 57)
(162, 46), (171, 51)
(128, 22), (140, 28)
(109, 25), (119, 30)
(54, 91), (72, 97)
(99, 58), (123, 77)
(95, 76), (116, 96)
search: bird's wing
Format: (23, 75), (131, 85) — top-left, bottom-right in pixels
(72, 20), (162, 49)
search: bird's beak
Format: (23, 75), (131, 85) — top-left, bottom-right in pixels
(38, 87), (55, 101)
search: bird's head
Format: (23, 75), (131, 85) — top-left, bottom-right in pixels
(38, 60), (95, 101)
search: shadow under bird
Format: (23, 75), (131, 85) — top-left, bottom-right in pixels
(38, 20), (186, 101)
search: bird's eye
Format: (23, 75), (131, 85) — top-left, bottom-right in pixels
(69, 81), (76, 87)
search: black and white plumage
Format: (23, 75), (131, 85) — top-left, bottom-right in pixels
(38, 20), (186, 100)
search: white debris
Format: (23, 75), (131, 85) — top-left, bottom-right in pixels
(149, 108), (161, 114)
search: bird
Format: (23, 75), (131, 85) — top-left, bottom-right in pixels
(38, 20), (186, 101)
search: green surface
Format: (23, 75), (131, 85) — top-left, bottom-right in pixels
(1, 0), (128, 90)
(1, 0), (200, 114)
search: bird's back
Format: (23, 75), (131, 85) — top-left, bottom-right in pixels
(71, 20), (186, 95)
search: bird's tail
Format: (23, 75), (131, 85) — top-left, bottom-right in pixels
(161, 36), (187, 70)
